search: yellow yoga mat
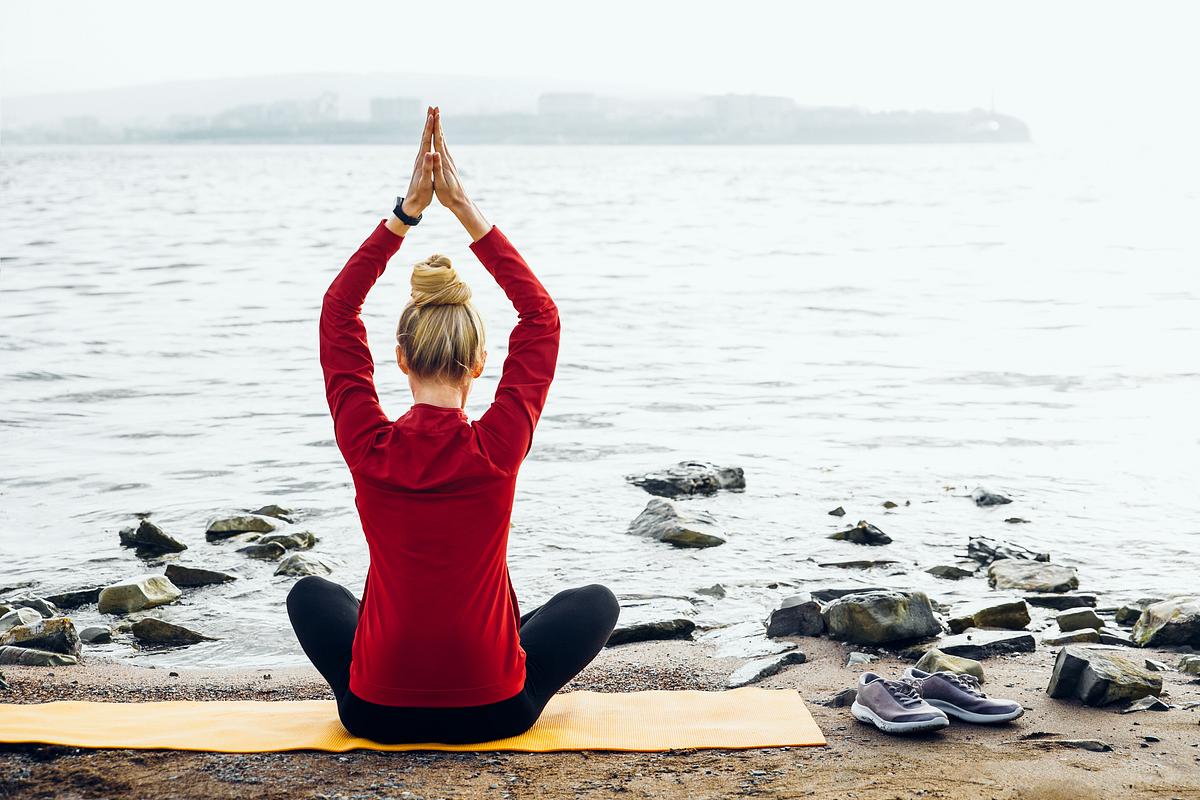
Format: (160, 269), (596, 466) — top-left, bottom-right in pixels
(0, 688), (824, 753)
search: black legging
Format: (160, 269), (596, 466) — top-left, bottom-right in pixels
(286, 575), (620, 744)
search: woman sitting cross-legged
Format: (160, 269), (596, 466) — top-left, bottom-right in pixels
(287, 106), (620, 744)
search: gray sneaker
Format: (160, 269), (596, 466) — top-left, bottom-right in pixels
(850, 672), (950, 734)
(902, 667), (1024, 724)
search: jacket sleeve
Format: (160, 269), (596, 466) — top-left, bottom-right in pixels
(320, 220), (403, 472)
(470, 227), (560, 474)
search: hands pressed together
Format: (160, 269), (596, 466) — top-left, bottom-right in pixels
(393, 106), (490, 241)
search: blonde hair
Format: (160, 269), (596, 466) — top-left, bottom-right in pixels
(396, 254), (485, 384)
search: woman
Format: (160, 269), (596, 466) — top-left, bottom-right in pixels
(286, 107), (620, 744)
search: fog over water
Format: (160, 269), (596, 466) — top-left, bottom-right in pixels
(1, 143), (1198, 667)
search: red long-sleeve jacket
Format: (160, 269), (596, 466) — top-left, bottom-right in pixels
(319, 220), (559, 707)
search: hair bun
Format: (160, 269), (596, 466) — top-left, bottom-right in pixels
(410, 254), (471, 307)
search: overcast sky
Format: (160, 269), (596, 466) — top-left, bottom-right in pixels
(3, 0), (1198, 145)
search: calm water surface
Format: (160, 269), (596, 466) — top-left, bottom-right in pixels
(2, 143), (1198, 667)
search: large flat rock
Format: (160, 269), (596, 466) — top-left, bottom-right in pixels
(1132, 596), (1200, 647)
(822, 590), (941, 645)
(988, 560), (1078, 593)
(1046, 645), (1162, 706)
(936, 628), (1036, 659)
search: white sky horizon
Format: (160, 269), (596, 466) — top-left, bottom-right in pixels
(3, 0), (1199, 148)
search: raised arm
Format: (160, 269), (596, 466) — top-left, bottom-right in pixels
(320, 109), (437, 471)
(429, 109), (561, 472)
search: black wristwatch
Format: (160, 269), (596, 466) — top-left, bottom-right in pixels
(393, 196), (422, 226)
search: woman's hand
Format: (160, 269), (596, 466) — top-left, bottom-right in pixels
(400, 108), (436, 218)
(430, 109), (492, 241)
(430, 108), (470, 212)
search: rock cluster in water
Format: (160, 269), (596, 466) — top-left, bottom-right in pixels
(0, 502), (342, 666)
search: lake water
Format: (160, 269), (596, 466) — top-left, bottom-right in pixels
(2, 143), (1198, 668)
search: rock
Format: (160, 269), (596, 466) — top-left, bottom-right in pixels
(811, 587), (887, 603)
(695, 584), (726, 599)
(764, 594), (825, 638)
(236, 542), (287, 561)
(42, 586), (104, 609)
(845, 652), (877, 667)
(626, 462), (745, 498)
(274, 553), (333, 577)
(249, 504), (294, 522)
(131, 618), (214, 646)
(1033, 739), (1112, 753)
(3, 596), (58, 618)
(79, 625), (112, 644)
(949, 600), (1030, 634)
(726, 650), (806, 687)
(627, 499), (726, 548)
(0, 618), (81, 656)
(1143, 658), (1170, 672)
(0, 645), (78, 666)
(1178, 655), (1200, 676)
(1132, 597), (1200, 647)
(1043, 629), (1101, 646)
(969, 600), (1032, 631)
(828, 520), (891, 546)
(1115, 598), (1163, 626)
(118, 519), (187, 555)
(1004, 517), (1031, 524)
(970, 486), (1012, 506)
(914, 648), (985, 681)
(0, 604), (8, 616)
(163, 564), (237, 587)
(1025, 594), (1097, 611)
(1046, 646), (1162, 706)
(936, 629), (1036, 659)
(1057, 607), (1104, 632)
(926, 564), (976, 580)
(0, 608), (42, 634)
(881, 500), (899, 509)
(97, 575), (182, 614)
(988, 560), (1078, 593)
(821, 591), (941, 645)
(827, 506), (846, 517)
(205, 514), (277, 540)
(259, 531), (318, 551)
(606, 619), (696, 647)
(966, 536), (1050, 565)
(1096, 629), (1135, 648)
(813, 687), (857, 708)
(817, 559), (901, 569)
(1120, 695), (1170, 713)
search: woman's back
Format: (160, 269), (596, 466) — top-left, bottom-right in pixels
(319, 222), (559, 707)
(290, 107), (616, 744)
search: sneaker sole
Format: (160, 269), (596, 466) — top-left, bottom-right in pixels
(850, 701), (949, 734)
(926, 698), (1025, 724)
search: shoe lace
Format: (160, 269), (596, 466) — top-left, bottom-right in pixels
(939, 672), (985, 697)
(884, 678), (925, 708)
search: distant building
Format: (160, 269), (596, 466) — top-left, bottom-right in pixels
(537, 93), (602, 117)
(212, 92), (338, 131)
(370, 96), (421, 124)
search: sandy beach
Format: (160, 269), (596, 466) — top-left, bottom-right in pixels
(3, 636), (1198, 800)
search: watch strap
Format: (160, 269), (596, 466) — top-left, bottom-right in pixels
(394, 196), (422, 226)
